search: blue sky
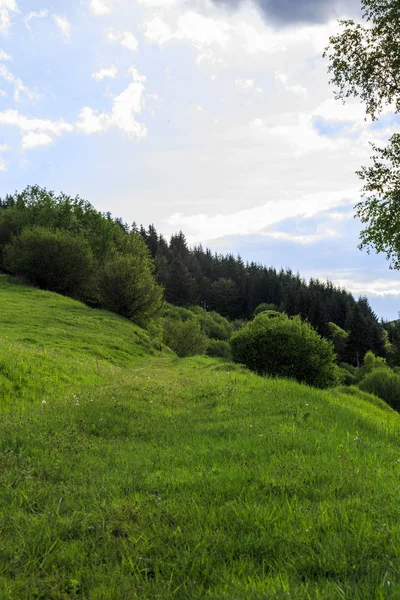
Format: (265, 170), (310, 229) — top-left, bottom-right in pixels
(1, 0), (400, 320)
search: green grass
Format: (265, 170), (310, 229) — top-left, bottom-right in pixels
(1, 275), (400, 599)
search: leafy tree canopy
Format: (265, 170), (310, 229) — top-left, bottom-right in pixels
(324, 0), (400, 268)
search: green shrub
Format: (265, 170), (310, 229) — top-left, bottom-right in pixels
(188, 306), (233, 340)
(230, 312), (341, 388)
(339, 362), (358, 376)
(359, 367), (400, 411)
(163, 319), (206, 357)
(205, 311), (233, 340)
(339, 368), (357, 386)
(163, 304), (195, 323)
(206, 339), (231, 359)
(360, 350), (389, 378)
(339, 362), (361, 384)
(3, 226), (94, 300)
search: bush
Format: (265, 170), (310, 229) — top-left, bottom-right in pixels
(339, 362), (361, 384)
(164, 304), (197, 323)
(3, 226), (94, 300)
(360, 350), (389, 378)
(230, 312), (341, 388)
(163, 319), (206, 357)
(206, 339), (231, 359)
(339, 368), (357, 386)
(359, 368), (400, 411)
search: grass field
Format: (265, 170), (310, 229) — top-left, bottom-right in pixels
(1, 275), (400, 599)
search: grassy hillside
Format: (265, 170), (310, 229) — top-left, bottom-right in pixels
(1, 276), (400, 599)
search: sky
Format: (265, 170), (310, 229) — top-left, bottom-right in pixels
(1, 0), (400, 320)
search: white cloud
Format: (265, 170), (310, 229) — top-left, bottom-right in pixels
(331, 278), (400, 298)
(92, 65), (118, 81)
(0, 109), (73, 149)
(90, 0), (113, 15)
(313, 97), (366, 123)
(77, 67), (147, 138)
(251, 118), (264, 128)
(24, 9), (48, 30)
(53, 14), (71, 42)
(137, 0), (178, 5)
(111, 80), (147, 137)
(267, 113), (338, 155)
(22, 131), (53, 150)
(235, 79), (264, 94)
(108, 29), (138, 52)
(76, 106), (110, 134)
(236, 78), (254, 90)
(0, 48), (10, 60)
(0, 0), (18, 35)
(143, 16), (173, 46)
(0, 64), (37, 101)
(120, 32), (139, 52)
(144, 11), (231, 49)
(167, 188), (359, 243)
(142, 9), (338, 69)
(276, 72), (308, 98)
(0, 141), (8, 171)
(263, 224), (339, 245)
(0, 64), (147, 148)
(129, 66), (146, 84)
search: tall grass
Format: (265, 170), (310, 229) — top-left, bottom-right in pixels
(1, 276), (400, 598)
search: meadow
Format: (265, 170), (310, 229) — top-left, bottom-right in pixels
(1, 275), (400, 599)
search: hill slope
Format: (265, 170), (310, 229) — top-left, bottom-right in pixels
(1, 276), (400, 599)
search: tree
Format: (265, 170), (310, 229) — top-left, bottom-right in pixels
(210, 277), (240, 318)
(164, 257), (198, 306)
(0, 185), (126, 266)
(324, 1), (400, 267)
(163, 319), (206, 357)
(98, 234), (163, 325)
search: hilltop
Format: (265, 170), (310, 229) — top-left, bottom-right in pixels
(1, 276), (400, 599)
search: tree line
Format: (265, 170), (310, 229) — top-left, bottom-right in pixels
(0, 185), (392, 367)
(138, 223), (386, 365)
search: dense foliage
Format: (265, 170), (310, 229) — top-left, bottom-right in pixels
(359, 368), (400, 412)
(0, 186), (391, 367)
(230, 311), (341, 388)
(139, 224), (386, 365)
(3, 226), (94, 300)
(0, 186), (162, 325)
(98, 247), (162, 324)
(163, 317), (206, 357)
(205, 339), (231, 359)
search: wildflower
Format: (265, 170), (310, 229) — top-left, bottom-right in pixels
(42, 400), (47, 409)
